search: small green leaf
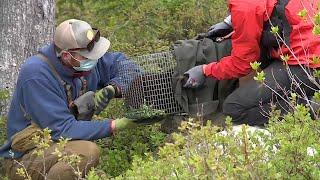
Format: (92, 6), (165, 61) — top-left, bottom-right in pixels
(313, 70), (320, 78)
(271, 26), (279, 35)
(250, 61), (261, 71)
(297, 8), (308, 18)
(313, 91), (320, 102)
(280, 54), (290, 62)
(0, 89), (10, 101)
(312, 25), (320, 35)
(312, 56), (320, 64)
(290, 93), (297, 102)
(315, 12), (320, 25)
(253, 71), (265, 83)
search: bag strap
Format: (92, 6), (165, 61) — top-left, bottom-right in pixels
(19, 53), (69, 120)
(79, 76), (87, 97)
(37, 53), (88, 98)
(20, 53), (90, 122)
(36, 53), (75, 107)
(36, 53), (66, 86)
(19, 103), (32, 121)
(20, 53), (90, 119)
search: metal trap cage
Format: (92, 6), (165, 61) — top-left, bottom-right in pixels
(118, 51), (182, 115)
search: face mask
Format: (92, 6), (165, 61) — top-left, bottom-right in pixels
(67, 52), (98, 71)
(73, 58), (98, 71)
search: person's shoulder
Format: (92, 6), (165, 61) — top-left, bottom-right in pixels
(230, 0), (263, 12)
(19, 55), (50, 81)
(101, 51), (127, 60)
(99, 52), (128, 65)
(21, 55), (47, 71)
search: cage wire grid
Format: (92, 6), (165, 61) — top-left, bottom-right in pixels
(118, 51), (182, 114)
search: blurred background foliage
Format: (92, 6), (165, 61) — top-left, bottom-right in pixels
(56, 0), (227, 56)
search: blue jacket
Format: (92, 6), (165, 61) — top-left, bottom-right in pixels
(0, 43), (131, 158)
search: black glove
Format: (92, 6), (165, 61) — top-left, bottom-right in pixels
(207, 15), (233, 38)
(184, 65), (205, 88)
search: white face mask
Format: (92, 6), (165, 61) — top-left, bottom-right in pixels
(68, 52), (98, 71)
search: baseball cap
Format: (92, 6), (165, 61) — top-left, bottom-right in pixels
(54, 19), (110, 60)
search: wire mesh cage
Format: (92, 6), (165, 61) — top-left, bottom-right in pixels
(118, 51), (182, 115)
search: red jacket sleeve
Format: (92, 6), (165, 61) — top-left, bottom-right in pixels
(203, 1), (266, 80)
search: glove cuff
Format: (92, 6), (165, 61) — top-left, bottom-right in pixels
(108, 83), (122, 98)
(105, 85), (116, 98)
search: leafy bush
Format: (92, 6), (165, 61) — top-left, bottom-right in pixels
(118, 106), (320, 179)
(96, 125), (167, 178)
(96, 99), (127, 119)
(0, 89), (10, 117)
(0, 89), (9, 145)
(0, 116), (6, 146)
(93, 99), (168, 177)
(56, 0), (228, 56)
(0, 89), (9, 178)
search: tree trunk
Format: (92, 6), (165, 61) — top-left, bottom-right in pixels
(0, 0), (55, 115)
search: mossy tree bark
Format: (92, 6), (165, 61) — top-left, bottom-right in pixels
(0, 0), (55, 115)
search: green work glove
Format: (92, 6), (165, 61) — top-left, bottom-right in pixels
(112, 117), (138, 131)
(94, 85), (116, 115)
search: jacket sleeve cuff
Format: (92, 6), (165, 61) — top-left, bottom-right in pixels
(203, 62), (217, 77)
(109, 120), (115, 135)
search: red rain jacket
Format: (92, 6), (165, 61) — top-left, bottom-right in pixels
(203, 0), (320, 80)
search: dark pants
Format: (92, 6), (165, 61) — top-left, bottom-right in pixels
(223, 61), (318, 126)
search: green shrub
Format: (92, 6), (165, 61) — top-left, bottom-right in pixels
(96, 124), (168, 177)
(0, 116), (6, 145)
(0, 89), (9, 101)
(117, 105), (320, 179)
(94, 99), (168, 177)
(0, 89), (9, 178)
(0, 89), (9, 149)
(56, 0), (227, 56)
(97, 99), (127, 119)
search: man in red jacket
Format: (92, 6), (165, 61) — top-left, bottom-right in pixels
(184, 0), (320, 125)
